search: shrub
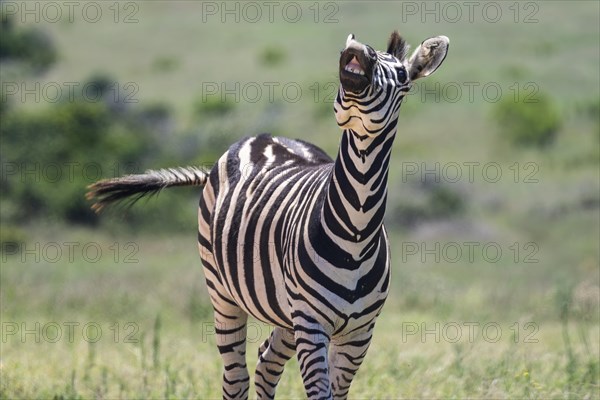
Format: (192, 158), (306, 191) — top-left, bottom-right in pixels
(0, 88), (9, 116)
(152, 56), (179, 73)
(0, 225), (27, 256)
(387, 178), (465, 229)
(492, 90), (562, 147)
(0, 12), (57, 72)
(576, 97), (600, 140)
(134, 102), (173, 137)
(259, 46), (286, 67)
(429, 185), (465, 217)
(0, 95), (160, 225)
(193, 95), (235, 117)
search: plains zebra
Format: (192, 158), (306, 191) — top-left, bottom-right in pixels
(88, 31), (449, 399)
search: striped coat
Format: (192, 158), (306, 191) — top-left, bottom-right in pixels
(88, 31), (449, 399)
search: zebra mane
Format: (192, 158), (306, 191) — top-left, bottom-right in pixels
(387, 30), (409, 61)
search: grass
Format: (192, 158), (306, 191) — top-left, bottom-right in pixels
(2, 312), (598, 398)
(1, 1), (599, 398)
(1, 224), (598, 399)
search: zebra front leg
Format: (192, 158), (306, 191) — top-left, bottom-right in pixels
(255, 327), (296, 399)
(294, 325), (333, 399)
(328, 329), (374, 399)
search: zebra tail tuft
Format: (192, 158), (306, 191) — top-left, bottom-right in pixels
(86, 166), (209, 213)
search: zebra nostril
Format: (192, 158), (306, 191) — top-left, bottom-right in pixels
(366, 46), (376, 59)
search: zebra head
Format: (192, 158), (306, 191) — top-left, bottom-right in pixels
(335, 31), (449, 137)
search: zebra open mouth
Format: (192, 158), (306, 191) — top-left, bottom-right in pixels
(339, 47), (373, 94)
(344, 56), (365, 75)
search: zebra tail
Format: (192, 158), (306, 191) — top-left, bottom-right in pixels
(86, 166), (209, 213)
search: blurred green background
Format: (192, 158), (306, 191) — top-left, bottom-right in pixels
(1, 1), (598, 398)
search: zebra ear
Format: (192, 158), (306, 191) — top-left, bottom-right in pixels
(387, 30), (408, 60)
(407, 36), (449, 80)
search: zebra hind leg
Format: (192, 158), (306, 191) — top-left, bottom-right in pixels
(255, 327), (296, 399)
(213, 304), (250, 399)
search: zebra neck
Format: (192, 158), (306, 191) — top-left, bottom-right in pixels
(320, 125), (396, 256)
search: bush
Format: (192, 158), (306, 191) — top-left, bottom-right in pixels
(0, 95), (160, 225)
(387, 178), (465, 229)
(492, 90), (562, 147)
(193, 95), (235, 117)
(0, 225), (27, 256)
(259, 46), (286, 67)
(576, 97), (600, 140)
(429, 186), (465, 217)
(0, 88), (9, 116)
(152, 56), (179, 73)
(0, 12), (57, 72)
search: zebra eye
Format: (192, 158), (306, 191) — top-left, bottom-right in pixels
(396, 67), (407, 83)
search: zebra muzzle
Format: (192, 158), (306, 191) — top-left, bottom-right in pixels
(339, 35), (374, 93)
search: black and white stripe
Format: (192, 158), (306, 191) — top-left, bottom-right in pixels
(88, 31), (449, 399)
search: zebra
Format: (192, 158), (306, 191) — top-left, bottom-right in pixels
(87, 31), (449, 399)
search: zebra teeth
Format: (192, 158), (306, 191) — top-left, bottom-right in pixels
(344, 56), (365, 76)
(344, 65), (365, 75)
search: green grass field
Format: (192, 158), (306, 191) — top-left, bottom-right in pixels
(1, 227), (598, 398)
(1, 1), (599, 399)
